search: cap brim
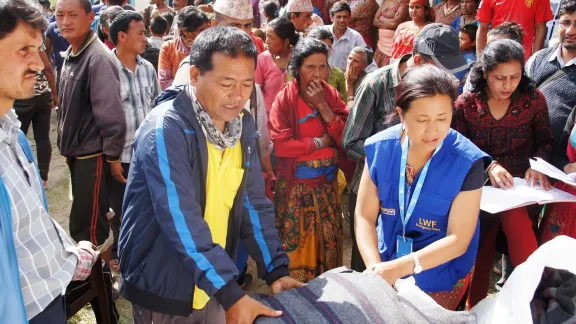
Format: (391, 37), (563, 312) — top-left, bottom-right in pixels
(430, 53), (469, 74)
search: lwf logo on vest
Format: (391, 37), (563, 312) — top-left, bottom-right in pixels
(416, 218), (441, 232)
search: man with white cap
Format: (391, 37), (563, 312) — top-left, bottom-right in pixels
(283, 0), (314, 33)
(342, 23), (468, 273)
(212, 0), (266, 53)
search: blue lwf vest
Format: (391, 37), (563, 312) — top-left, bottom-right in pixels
(365, 125), (491, 293)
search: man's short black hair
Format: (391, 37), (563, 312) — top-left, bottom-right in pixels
(178, 6), (209, 33)
(560, 0), (576, 17)
(109, 0), (125, 5)
(0, 0), (47, 40)
(330, 1), (351, 16)
(189, 26), (258, 74)
(109, 10), (143, 45)
(460, 24), (478, 42)
(56, 0), (92, 14)
(150, 15), (168, 35)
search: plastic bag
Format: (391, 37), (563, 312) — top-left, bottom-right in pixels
(471, 235), (576, 324)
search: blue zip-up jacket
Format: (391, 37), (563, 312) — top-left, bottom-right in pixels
(118, 85), (290, 317)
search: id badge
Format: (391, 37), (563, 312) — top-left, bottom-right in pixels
(396, 235), (413, 258)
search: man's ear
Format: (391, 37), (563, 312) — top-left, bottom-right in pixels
(189, 65), (200, 86)
(210, 18), (218, 27)
(413, 54), (424, 66)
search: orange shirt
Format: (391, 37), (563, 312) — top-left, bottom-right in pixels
(158, 40), (190, 90)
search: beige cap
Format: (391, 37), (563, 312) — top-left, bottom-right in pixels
(285, 0), (313, 12)
(213, 0), (253, 20)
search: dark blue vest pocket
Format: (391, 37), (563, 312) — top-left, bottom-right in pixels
(414, 262), (457, 293)
(376, 183), (401, 261)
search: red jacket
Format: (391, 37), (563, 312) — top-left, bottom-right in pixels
(268, 79), (349, 182)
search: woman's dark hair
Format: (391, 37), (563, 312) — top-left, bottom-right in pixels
(487, 21), (524, 45)
(268, 17), (300, 46)
(0, 0), (47, 40)
(469, 39), (533, 100)
(100, 5), (125, 28)
(393, 65), (457, 120)
(288, 37), (329, 81)
(98, 5), (124, 41)
(308, 27), (334, 43)
(190, 26), (258, 74)
(178, 6), (209, 33)
(329, 1), (351, 16)
(264, 1), (279, 20)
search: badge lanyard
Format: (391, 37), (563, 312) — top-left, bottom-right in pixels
(398, 135), (443, 239)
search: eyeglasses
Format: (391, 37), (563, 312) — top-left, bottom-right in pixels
(558, 20), (576, 29)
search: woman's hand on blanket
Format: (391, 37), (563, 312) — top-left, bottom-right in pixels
(271, 276), (306, 295)
(226, 295), (282, 324)
(366, 261), (402, 287)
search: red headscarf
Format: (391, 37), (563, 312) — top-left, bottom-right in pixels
(409, 0), (436, 22)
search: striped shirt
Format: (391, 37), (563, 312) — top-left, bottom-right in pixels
(342, 55), (409, 193)
(112, 50), (161, 164)
(0, 110), (78, 320)
(323, 25), (378, 73)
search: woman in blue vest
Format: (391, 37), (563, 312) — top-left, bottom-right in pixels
(355, 65), (491, 310)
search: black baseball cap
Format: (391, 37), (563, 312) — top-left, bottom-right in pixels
(413, 23), (469, 74)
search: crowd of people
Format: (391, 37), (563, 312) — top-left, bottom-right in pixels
(1, 0), (575, 322)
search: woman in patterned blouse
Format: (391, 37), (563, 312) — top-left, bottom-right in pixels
(452, 39), (554, 307)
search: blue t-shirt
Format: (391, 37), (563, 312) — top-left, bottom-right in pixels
(451, 16), (479, 33)
(454, 51), (477, 94)
(45, 22), (70, 70)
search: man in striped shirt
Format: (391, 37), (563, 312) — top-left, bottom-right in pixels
(0, 0), (98, 322)
(107, 10), (161, 269)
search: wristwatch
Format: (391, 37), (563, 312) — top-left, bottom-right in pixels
(412, 253), (422, 274)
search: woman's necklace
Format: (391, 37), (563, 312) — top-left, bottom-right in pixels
(401, 23), (424, 46)
(443, 1), (460, 16)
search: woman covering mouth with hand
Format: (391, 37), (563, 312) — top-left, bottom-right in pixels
(355, 64), (491, 311)
(268, 37), (349, 282)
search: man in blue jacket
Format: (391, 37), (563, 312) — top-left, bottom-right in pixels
(119, 26), (304, 324)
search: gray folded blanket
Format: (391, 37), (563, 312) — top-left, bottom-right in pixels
(253, 267), (476, 324)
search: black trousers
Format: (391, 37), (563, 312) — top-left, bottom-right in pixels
(29, 264), (120, 324)
(107, 162), (130, 260)
(348, 192), (366, 272)
(66, 154), (110, 246)
(14, 92), (53, 181)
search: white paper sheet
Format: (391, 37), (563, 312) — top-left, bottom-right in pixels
(529, 157), (576, 186)
(480, 177), (576, 214)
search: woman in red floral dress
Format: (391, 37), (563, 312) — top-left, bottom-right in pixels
(452, 39), (554, 307)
